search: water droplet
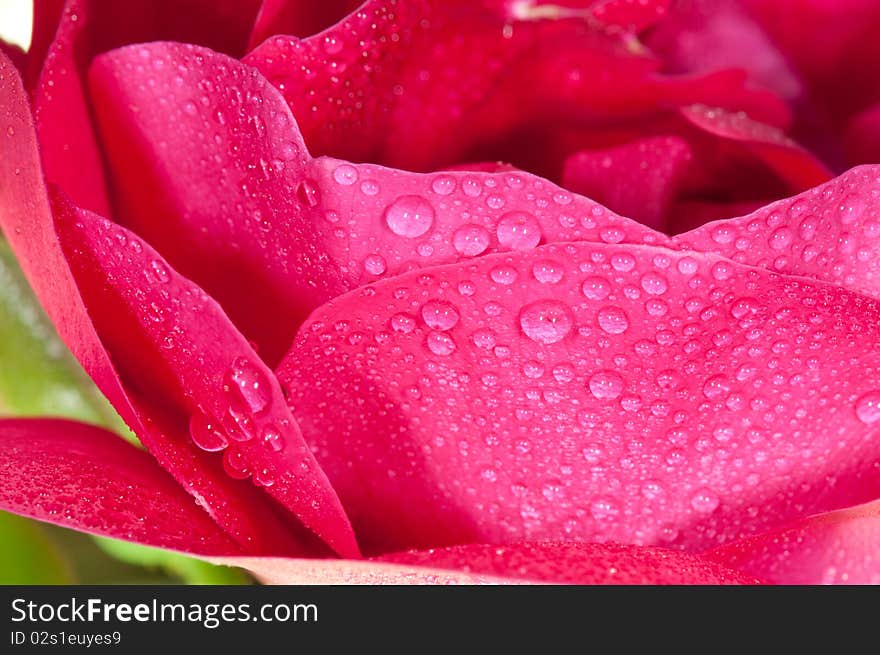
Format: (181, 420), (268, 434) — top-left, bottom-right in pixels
(640, 272), (668, 295)
(610, 252), (636, 272)
(590, 497), (620, 520)
(431, 175), (456, 195)
(421, 300), (460, 331)
(261, 424), (285, 452)
(296, 179), (321, 208)
(390, 313), (417, 334)
(597, 306), (629, 334)
(532, 260), (564, 284)
(332, 164), (358, 185)
(519, 300), (573, 344)
(363, 254), (387, 275)
(427, 331), (456, 355)
(149, 260), (170, 283)
(496, 211), (541, 250)
(222, 448), (251, 480)
(855, 391), (880, 424)
(689, 488), (720, 513)
(588, 370), (624, 399)
(385, 195), (435, 237)
(769, 227), (793, 250)
(189, 412), (228, 452)
(225, 357), (272, 414)
(489, 265), (518, 285)
(702, 374), (731, 400)
(452, 224), (490, 256)
(581, 276), (611, 300)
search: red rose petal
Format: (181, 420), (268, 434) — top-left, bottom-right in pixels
(216, 541), (758, 584)
(244, 0), (787, 176)
(32, 0), (263, 215)
(88, 42), (661, 364)
(562, 136), (693, 231)
(677, 165), (880, 299)
(0, 52), (339, 557)
(277, 241), (880, 555)
(679, 104), (832, 191)
(844, 104), (880, 166)
(708, 500), (880, 584)
(52, 197), (359, 558)
(0, 418), (239, 555)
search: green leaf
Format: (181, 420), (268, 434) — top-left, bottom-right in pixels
(94, 537), (251, 585)
(0, 239), (135, 442)
(0, 511), (74, 584)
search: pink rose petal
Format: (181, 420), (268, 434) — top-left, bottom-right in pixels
(708, 500), (880, 584)
(52, 196), (359, 558)
(0, 418), (240, 555)
(0, 52), (341, 557)
(277, 241), (880, 554)
(214, 542), (758, 584)
(32, 0), (263, 215)
(677, 165), (880, 299)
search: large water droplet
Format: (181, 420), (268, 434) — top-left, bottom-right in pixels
(296, 179), (321, 208)
(225, 357), (272, 414)
(390, 313), (417, 334)
(588, 370), (624, 399)
(855, 391), (880, 424)
(363, 254), (387, 275)
(385, 195), (435, 237)
(597, 306), (629, 334)
(532, 260), (564, 284)
(189, 412), (228, 452)
(496, 211), (541, 250)
(421, 300), (460, 331)
(519, 300), (573, 344)
(452, 224), (490, 256)
(261, 424), (285, 452)
(222, 448), (251, 480)
(581, 276), (611, 300)
(640, 272), (668, 295)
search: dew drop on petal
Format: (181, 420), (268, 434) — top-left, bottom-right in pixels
(421, 300), (460, 331)
(452, 224), (491, 256)
(597, 306), (629, 334)
(855, 391), (880, 424)
(225, 357), (272, 414)
(496, 211), (542, 250)
(189, 412), (228, 452)
(427, 331), (456, 355)
(385, 195), (435, 237)
(519, 300), (573, 344)
(588, 370), (624, 399)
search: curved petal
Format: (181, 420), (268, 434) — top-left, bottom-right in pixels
(0, 51), (338, 557)
(214, 542), (758, 584)
(88, 42), (662, 364)
(708, 500), (880, 584)
(677, 165), (880, 299)
(243, 0), (788, 175)
(0, 418), (240, 555)
(32, 0), (263, 215)
(277, 241), (880, 554)
(52, 197), (358, 557)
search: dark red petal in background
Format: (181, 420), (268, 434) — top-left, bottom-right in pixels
(277, 241), (880, 554)
(32, 0), (263, 215)
(562, 136), (693, 230)
(249, 0), (365, 47)
(0, 418), (240, 555)
(844, 104), (880, 167)
(244, 0), (789, 178)
(0, 52), (337, 557)
(678, 165), (880, 299)
(214, 541), (758, 584)
(709, 500), (880, 584)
